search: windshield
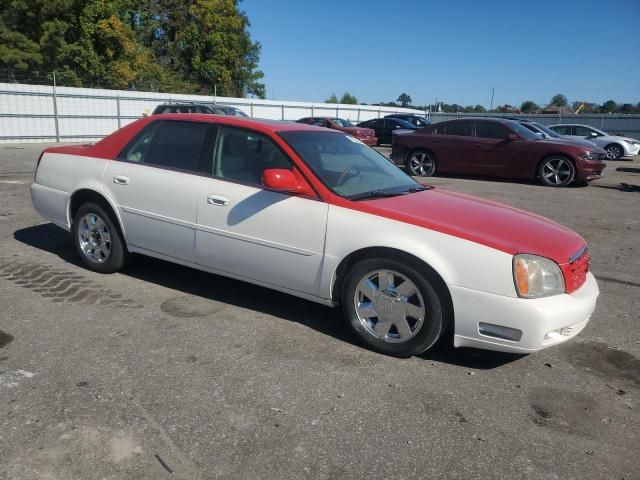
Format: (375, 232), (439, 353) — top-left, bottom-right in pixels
(411, 116), (431, 126)
(510, 122), (541, 141)
(223, 107), (248, 117)
(279, 131), (421, 198)
(530, 122), (561, 138)
(332, 118), (354, 128)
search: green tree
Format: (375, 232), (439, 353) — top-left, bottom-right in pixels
(472, 104), (486, 113)
(339, 92), (358, 104)
(325, 93), (338, 103)
(550, 94), (568, 107)
(520, 100), (539, 113)
(397, 93), (412, 107)
(170, 0), (265, 97)
(619, 103), (635, 114)
(601, 100), (618, 113)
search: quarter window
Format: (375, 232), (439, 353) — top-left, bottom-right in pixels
(214, 127), (292, 186)
(475, 122), (510, 140)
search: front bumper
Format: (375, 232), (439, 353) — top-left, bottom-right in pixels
(576, 159), (606, 181)
(624, 143), (640, 156)
(450, 272), (599, 353)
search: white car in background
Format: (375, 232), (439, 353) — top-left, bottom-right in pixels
(549, 124), (640, 160)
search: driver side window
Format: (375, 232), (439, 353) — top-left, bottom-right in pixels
(214, 127), (292, 186)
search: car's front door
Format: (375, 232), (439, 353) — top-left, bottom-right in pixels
(195, 126), (329, 297)
(103, 120), (214, 262)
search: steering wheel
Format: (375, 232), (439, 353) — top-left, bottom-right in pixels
(336, 165), (360, 186)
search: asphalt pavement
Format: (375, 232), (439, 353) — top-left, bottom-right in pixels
(0, 143), (639, 480)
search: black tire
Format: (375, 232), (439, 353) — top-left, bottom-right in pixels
(72, 202), (129, 273)
(405, 150), (436, 177)
(604, 144), (623, 160)
(537, 156), (575, 187)
(341, 257), (448, 357)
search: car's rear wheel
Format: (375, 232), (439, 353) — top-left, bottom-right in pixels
(604, 144), (623, 160)
(341, 257), (447, 357)
(72, 202), (129, 273)
(406, 150), (436, 177)
(538, 156), (575, 187)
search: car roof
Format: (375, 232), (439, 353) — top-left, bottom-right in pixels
(445, 117), (516, 125)
(549, 123), (595, 127)
(142, 113), (328, 133)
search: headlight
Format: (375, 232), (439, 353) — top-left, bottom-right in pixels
(513, 254), (565, 298)
(578, 151), (600, 160)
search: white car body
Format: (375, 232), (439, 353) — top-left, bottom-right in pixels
(31, 115), (599, 354)
(549, 124), (640, 159)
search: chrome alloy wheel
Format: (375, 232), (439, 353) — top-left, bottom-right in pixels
(407, 151), (435, 176)
(353, 269), (426, 343)
(605, 145), (622, 160)
(541, 158), (573, 185)
(78, 213), (112, 264)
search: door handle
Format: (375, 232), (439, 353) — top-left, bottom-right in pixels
(207, 194), (229, 207)
(113, 175), (129, 185)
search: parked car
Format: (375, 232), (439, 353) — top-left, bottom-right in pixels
(296, 117), (377, 145)
(31, 115), (598, 357)
(385, 114), (432, 127)
(548, 124), (640, 160)
(153, 102), (248, 117)
(505, 119), (600, 150)
(391, 118), (606, 187)
(357, 118), (418, 145)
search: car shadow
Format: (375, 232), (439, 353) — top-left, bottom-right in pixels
(14, 223), (521, 370)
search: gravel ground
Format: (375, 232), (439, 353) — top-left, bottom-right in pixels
(0, 143), (638, 480)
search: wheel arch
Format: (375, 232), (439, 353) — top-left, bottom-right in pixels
(603, 143), (624, 157)
(331, 246), (453, 308)
(331, 246), (455, 338)
(535, 153), (576, 179)
(405, 147), (437, 166)
(68, 188), (127, 240)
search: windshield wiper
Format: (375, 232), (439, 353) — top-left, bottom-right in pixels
(348, 190), (408, 201)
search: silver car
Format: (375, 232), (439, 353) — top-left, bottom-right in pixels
(549, 124), (640, 159)
(517, 121), (599, 149)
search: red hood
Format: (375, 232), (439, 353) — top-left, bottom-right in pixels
(344, 188), (585, 265)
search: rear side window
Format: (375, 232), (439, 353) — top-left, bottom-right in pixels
(574, 126), (595, 136)
(119, 121), (213, 173)
(444, 121), (473, 136)
(475, 121), (510, 140)
(552, 125), (572, 135)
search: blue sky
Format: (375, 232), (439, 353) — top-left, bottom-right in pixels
(242, 0), (640, 107)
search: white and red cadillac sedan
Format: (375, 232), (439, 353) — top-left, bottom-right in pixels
(31, 115), (598, 357)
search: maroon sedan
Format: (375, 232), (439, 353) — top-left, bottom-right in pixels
(391, 118), (606, 187)
(297, 117), (377, 146)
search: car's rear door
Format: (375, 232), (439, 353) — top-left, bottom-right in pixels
(103, 119), (215, 262)
(436, 120), (474, 173)
(194, 125), (328, 297)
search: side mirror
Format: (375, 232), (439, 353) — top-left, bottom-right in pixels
(590, 132), (598, 137)
(507, 133), (520, 141)
(262, 168), (315, 197)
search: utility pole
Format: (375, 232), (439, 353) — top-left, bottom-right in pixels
(490, 88), (495, 112)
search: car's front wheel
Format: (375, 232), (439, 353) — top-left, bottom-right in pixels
(538, 156), (575, 187)
(406, 150), (436, 177)
(604, 144), (623, 160)
(72, 202), (129, 273)
(341, 257), (448, 357)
